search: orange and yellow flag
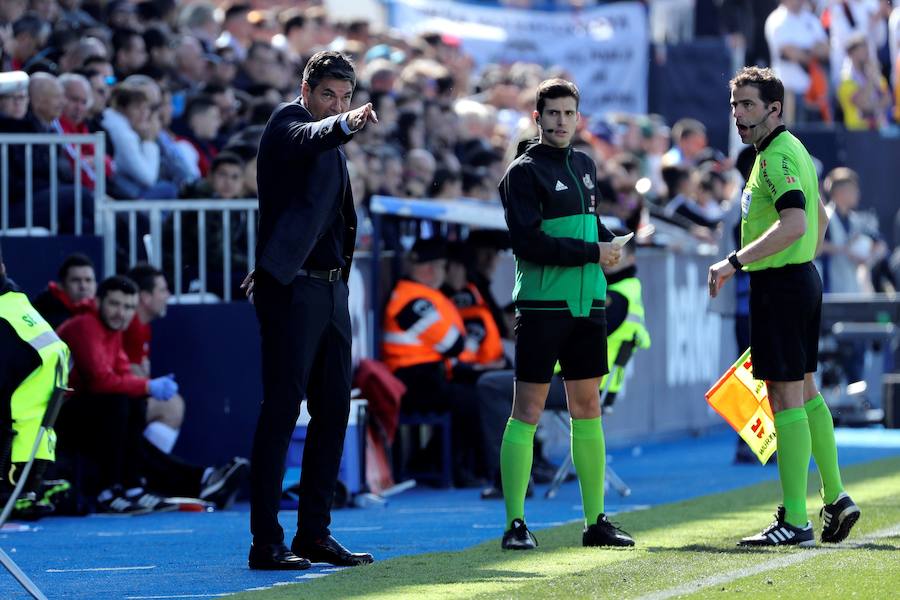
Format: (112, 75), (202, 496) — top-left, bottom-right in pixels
(705, 348), (776, 464)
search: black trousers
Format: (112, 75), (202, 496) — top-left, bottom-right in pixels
(250, 269), (352, 545)
(55, 393), (204, 496)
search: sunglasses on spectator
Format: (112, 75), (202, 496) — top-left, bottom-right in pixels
(105, 76), (117, 85)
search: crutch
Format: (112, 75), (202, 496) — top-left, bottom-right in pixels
(0, 358), (69, 600)
(545, 340), (636, 499)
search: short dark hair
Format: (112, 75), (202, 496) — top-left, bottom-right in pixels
(97, 275), (138, 299)
(184, 94), (217, 122)
(112, 28), (142, 56)
(281, 11), (306, 35)
(302, 50), (355, 92)
(12, 13), (48, 39)
(224, 2), (252, 22)
(125, 263), (164, 293)
(58, 253), (95, 282)
(535, 78), (579, 114)
(211, 151), (244, 173)
(730, 66), (784, 115)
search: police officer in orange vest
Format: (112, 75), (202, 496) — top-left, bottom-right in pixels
(441, 241), (509, 384)
(381, 237), (483, 486)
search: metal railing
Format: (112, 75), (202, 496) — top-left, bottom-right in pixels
(0, 132), (106, 235)
(99, 198), (258, 303)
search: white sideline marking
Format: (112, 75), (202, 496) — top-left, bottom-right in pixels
(331, 526), (383, 532)
(297, 573), (329, 579)
(634, 524), (900, 600)
(46, 565), (156, 573)
(96, 529), (195, 537)
(125, 595), (229, 599)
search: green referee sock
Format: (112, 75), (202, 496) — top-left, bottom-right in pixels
(774, 407), (812, 528)
(571, 417), (605, 527)
(500, 418), (536, 528)
(805, 393), (844, 504)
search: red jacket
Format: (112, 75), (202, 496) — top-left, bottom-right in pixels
(57, 310), (149, 397)
(57, 116), (115, 190)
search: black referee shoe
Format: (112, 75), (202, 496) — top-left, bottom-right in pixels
(583, 513), (635, 547)
(738, 506), (815, 547)
(820, 492), (860, 544)
(501, 518), (538, 550)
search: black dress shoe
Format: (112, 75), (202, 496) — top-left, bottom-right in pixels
(292, 535), (374, 567)
(248, 542), (311, 570)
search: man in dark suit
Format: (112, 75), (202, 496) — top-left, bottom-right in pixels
(242, 50), (378, 570)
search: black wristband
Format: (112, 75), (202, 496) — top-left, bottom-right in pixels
(727, 251), (743, 270)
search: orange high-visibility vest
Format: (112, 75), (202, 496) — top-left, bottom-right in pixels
(381, 279), (465, 372)
(448, 282), (503, 366)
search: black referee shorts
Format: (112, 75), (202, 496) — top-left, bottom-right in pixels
(514, 311), (608, 384)
(749, 262), (822, 382)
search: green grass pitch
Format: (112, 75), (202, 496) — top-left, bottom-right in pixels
(230, 456), (900, 599)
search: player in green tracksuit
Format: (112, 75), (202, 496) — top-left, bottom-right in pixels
(497, 78), (633, 550)
(709, 67), (859, 547)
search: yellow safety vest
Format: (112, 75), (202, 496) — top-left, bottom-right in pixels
(0, 291), (70, 463)
(600, 276), (651, 394)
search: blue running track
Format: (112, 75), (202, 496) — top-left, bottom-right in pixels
(1, 426), (899, 599)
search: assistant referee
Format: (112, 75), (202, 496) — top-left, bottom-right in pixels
(709, 66), (859, 547)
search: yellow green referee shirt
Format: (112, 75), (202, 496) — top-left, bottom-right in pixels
(740, 125), (820, 271)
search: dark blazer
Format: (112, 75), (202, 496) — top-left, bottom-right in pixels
(255, 100), (357, 285)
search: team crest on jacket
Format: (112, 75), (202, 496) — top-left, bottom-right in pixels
(582, 174), (595, 190)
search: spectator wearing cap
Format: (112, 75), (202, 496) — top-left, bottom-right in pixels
(112, 28), (148, 81)
(0, 71), (97, 233)
(208, 46), (238, 87)
(838, 33), (892, 130)
(8, 13), (50, 72)
(0, 71), (29, 122)
(380, 237), (484, 487)
(56, 73), (114, 192)
(216, 2), (253, 63)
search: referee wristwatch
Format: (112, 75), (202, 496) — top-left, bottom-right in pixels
(727, 250), (744, 271)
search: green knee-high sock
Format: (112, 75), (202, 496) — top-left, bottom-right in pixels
(805, 393), (844, 504)
(571, 417), (606, 527)
(500, 418), (536, 528)
(774, 408), (812, 528)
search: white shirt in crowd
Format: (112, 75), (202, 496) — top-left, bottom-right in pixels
(101, 107), (160, 188)
(828, 0), (885, 85)
(765, 4), (828, 95)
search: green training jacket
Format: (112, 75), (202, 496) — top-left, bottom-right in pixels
(499, 141), (615, 318)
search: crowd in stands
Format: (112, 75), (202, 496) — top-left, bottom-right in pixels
(1, 0), (899, 498)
